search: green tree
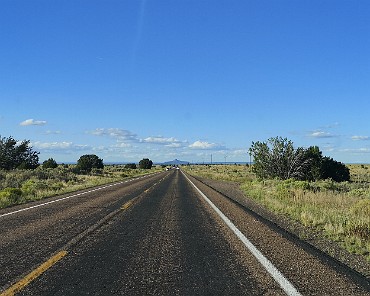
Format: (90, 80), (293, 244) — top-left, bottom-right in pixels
(139, 158), (153, 169)
(0, 136), (39, 170)
(249, 137), (310, 180)
(303, 146), (323, 181)
(249, 137), (350, 182)
(75, 154), (104, 174)
(42, 158), (58, 169)
(321, 157), (350, 182)
(124, 163), (137, 169)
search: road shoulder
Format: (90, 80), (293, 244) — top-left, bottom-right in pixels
(189, 174), (370, 281)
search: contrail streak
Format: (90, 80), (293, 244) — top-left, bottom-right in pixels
(132, 0), (147, 67)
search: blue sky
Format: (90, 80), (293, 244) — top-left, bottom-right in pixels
(1, 0), (369, 164)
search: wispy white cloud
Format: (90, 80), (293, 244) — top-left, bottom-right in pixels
(113, 142), (132, 148)
(166, 143), (182, 148)
(45, 130), (61, 135)
(351, 135), (369, 141)
(32, 141), (72, 149)
(319, 122), (340, 129)
(144, 136), (178, 144)
(32, 141), (89, 151)
(230, 149), (249, 156)
(89, 128), (139, 142)
(189, 140), (224, 150)
(143, 136), (186, 148)
(20, 119), (47, 126)
(308, 131), (336, 138)
(340, 148), (370, 154)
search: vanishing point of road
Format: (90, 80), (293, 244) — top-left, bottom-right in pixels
(0, 170), (369, 295)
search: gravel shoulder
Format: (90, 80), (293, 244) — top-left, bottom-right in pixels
(191, 175), (370, 281)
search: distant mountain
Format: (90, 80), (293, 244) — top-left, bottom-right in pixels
(162, 159), (190, 165)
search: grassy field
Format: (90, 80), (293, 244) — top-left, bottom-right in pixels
(0, 165), (163, 209)
(183, 164), (370, 261)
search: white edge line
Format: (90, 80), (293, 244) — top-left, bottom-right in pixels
(183, 172), (302, 296)
(0, 173), (158, 219)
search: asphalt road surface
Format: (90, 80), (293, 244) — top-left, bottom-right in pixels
(0, 170), (369, 295)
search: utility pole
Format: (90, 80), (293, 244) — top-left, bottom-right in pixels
(211, 154), (212, 165)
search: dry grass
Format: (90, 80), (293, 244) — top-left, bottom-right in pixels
(183, 164), (370, 261)
(0, 165), (163, 208)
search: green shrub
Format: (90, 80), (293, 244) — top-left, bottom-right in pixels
(0, 188), (23, 204)
(51, 182), (64, 191)
(75, 154), (104, 174)
(139, 158), (153, 169)
(125, 163), (137, 169)
(21, 179), (37, 195)
(42, 158), (58, 169)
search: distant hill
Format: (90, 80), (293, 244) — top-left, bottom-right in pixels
(162, 159), (190, 165)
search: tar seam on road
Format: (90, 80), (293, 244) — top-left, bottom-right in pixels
(183, 172), (302, 296)
(0, 251), (67, 296)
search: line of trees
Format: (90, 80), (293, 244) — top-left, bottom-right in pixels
(249, 137), (350, 182)
(0, 135), (154, 173)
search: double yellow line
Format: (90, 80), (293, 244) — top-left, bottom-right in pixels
(1, 251), (67, 296)
(2, 181), (161, 295)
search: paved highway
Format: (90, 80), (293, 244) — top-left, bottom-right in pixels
(0, 170), (369, 295)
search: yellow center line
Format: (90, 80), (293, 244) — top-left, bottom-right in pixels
(121, 201), (133, 210)
(1, 251), (67, 296)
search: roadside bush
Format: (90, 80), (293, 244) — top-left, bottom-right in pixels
(33, 169), (50, 180)
(125, 163), (137, 169)
(321, 157), (350, 182)
(249, 137), (350, 182)
(139, 158), (153, 169)
(1, 171), (31, 189)
(75, 154), (104, 174)
(0, 188), (23, 204)
(50, 182), (64, 191)
(42, 158), (58, 169)
(91, 168), (103, 176)
(278, 179), (311, 191)
(21, 179), (37, 196)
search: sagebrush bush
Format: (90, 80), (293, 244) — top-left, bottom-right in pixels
(0, 188), (23, 206)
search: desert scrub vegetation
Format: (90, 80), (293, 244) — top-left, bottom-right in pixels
(0, 164), (162, 209)
(0, 137), (161, 209)
(184, 164), (252, 183)
(183, 164), (370, 261)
